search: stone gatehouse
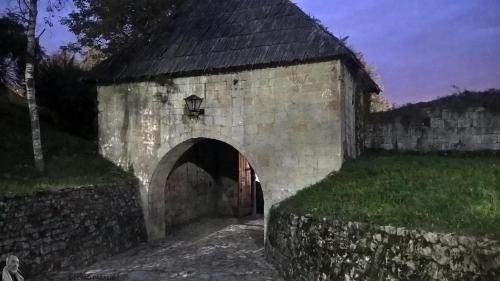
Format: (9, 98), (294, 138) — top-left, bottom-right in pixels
(91, 0), (379, 239)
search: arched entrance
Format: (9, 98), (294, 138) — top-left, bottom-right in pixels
(148, 138), (265, 236)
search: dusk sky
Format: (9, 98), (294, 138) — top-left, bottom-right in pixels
(1, 0), (500, 105)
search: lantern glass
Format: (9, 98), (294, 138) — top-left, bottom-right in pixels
(184, 95), (204, 114)
(194, 98), (202, 111)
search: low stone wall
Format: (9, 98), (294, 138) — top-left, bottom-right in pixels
(266, 210), (500, 281)
(0, 184), (147, 278)
(365, 106), (500, 152)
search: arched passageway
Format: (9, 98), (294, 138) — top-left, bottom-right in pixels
(256, 182), (264, 214)
(150, 138), (265, 234)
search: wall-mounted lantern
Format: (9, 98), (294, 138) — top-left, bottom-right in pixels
(184, 94), (204, 116)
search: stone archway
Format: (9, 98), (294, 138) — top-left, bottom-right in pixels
(97, 63), (348, 241)
(147, 137), (266, 240)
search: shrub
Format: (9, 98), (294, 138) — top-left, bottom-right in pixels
(36, 52), (97, 140)
(371, 89), (500, 125)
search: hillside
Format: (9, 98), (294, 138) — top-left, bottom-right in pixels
(0, 94), (134, 194)
(279, 153), (500, 237)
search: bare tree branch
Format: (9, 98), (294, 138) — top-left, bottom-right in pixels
(36, 28), (46, 39)
(22, 0), (30, 15)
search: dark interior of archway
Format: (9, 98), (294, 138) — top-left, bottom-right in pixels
(256, 182), (264, 214)
(164, 139), (264, 232)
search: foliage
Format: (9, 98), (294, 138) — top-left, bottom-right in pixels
(0, 16), (27, 68)
(80, 48), (107, 70)
(0, 16), (43, 90)
(371, 89), (500, 126)
(61, 0), (183, 56)
(4, 0), (64, 173)
(338, 36), (382, 93)
(0, 8), (54, 67)
(35, 51), (97, 139)
(4, 0), (65, 27)
(370, 93), (392, 113)
(279, 153), (500, 237)
(0, 99), (135, 195)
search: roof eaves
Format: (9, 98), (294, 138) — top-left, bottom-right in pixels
(90, 55), (349, 85)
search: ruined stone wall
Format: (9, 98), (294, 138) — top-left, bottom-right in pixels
(0, 184), (146, 278)
(97, 60), (359, 239)
(365, 107), (500, 152)
(267, 210), (500, 281)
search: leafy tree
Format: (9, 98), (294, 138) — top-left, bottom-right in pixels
(62, 0), (183, 56)
(0, 17), (27, 79)
(0, 16), (45, 92)
(36, 51), (97, 140)
(6, 0), (65, 173)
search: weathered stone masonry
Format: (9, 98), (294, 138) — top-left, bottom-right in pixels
(0, 184), (146, 278)
(93, 0), (380, 241)
(365, 106), (500, 152)
(163, 139), (241, 229)
(97, 61), (367, 239)
(267, 210), (500, 281)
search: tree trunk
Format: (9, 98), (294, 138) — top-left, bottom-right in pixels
(25, 0), (45, 173)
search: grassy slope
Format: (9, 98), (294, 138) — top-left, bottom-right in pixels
(279, 153), (500, 236)
(0, 95), (135, 195)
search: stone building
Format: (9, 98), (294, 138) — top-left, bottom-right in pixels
(91, 0), (379, 239)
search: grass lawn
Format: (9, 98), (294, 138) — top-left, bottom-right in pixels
(0, 95), (135, 195)
(279, 153), (500, 237)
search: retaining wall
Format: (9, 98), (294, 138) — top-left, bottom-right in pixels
(0, 184), (147, 278)
(266, 210), (500, 281)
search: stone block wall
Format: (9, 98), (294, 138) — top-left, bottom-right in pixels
(267, 210), (500, 281)
(365, 106), (500, 152)
(165, 161), (217, 228)
(0, 184), (147, 278)
(97, 60), (368, 239)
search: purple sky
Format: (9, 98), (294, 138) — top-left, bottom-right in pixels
(0, 0), (77, 50)
(295, 0), (500, 105)
(1, 0), (500, 105)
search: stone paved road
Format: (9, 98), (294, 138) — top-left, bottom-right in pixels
(45, 217), (283, 281)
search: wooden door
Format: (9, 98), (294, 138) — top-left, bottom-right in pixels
(238, 153), (253, 217)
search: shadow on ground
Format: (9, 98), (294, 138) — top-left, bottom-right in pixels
(41, 216), (282, 281)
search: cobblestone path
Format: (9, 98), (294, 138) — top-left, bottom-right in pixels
(46, 217), (283, 281)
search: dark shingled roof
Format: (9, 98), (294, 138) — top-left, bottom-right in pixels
(91, 0), (380, 92)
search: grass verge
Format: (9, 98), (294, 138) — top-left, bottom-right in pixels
(278, 153), (500, 237)
(0, 96), (135, 195)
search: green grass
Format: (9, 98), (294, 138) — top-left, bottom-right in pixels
(279, 153), (500, 237)
(0, 95), (135, 195)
